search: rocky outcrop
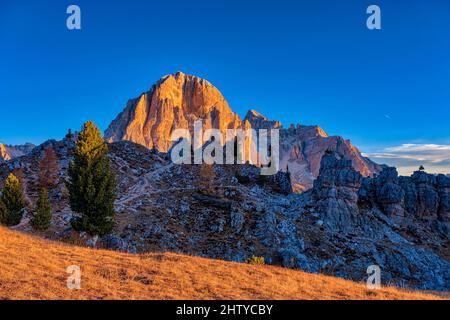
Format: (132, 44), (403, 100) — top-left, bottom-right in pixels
(359, 168), (450, 222)
(0, 143), (35, 162)
(304, 152), (450, 290)
(311, 153), (363, 231)
(284, 126), (382, 192)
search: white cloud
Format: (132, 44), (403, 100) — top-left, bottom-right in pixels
(363, 143), (450, 176)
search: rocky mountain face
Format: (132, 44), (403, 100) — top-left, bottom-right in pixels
(246, 113), (382, 192)
(105, 72), (248, 153)
(1, 139), (448, 291)
(105, 72), (381, 192)
(0, 143), (35, 163)
(244, 109), (282, 130)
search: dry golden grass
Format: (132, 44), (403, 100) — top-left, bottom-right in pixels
(0, 226), (444, 300)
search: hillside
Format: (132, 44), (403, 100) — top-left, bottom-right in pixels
(1, 139), (449, 292)
(0, 227), (443, 300)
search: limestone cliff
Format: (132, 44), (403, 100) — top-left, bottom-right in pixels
(105, 72), (247, 153)
(245, 112), (382, 192)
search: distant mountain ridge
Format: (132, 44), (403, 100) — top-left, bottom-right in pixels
(0, 143), (35, 163)
(105, 72), (382, 191)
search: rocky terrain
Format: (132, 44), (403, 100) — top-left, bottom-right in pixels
(0, 138), (448, 291)
(105, 72), (381, 191)
(0, 143), (35, 163)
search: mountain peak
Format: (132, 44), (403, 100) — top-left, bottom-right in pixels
(245, 109), (267, 120)
(244, 109), (282, 130)
(105, 72), (243, 152)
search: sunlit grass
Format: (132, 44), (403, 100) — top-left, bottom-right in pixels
(0, 226), (443, 300)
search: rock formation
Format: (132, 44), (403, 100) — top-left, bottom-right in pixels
(359, 167), (450, 221)
(0, 143), (35, 162)
(245, 112), (382, 192)
(105, 72), (247, 153)
(312, 153), (363, 231)
(105, 72), (382, 192)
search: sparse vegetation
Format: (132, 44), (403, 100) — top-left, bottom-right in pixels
(39, 146), (58, 189)
(246, 255), (265, 265)
(0, 173), (26, 226)
(67, 121), (116, 236)
(198, 164), (216, 195)
(30, 188), (52, 231)
(235, 172), (251, 184)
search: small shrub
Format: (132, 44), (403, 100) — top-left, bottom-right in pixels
(235, 172), (251, 184)
(246, 255), (265, 265)
(255, 174), (268, 186)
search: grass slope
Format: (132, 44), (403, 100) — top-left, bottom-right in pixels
(0, 227), (443, 300)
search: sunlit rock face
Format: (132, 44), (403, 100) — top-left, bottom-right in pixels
(0, 143), (35, 162)
(105, 72), (381, 191)
(105, 72), (247, 153)
(245, 112), (382, 192)
(244, 109), (282, 130)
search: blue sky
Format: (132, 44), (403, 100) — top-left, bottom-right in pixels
(1, 0), (449, 174)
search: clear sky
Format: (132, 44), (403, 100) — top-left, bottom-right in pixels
(1, 0), (449, 175)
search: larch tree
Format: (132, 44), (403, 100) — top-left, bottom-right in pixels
(39, 146), (59, 188)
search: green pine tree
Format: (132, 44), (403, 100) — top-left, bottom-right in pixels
(67, 121), (116, 236)
(31, 188), (52, 231)
(0, 173), (26, 226)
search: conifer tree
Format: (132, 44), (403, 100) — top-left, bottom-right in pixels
(31, 188), (52, 231)
(39, 146), (58, 188)
(67, 121), (116, 236)
(0, 173), (26, 226)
